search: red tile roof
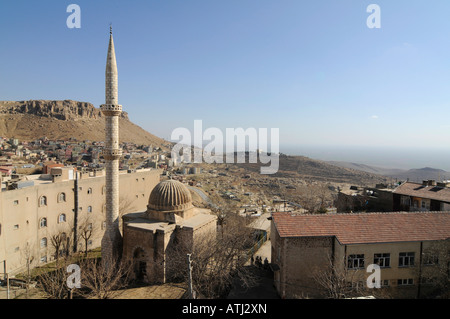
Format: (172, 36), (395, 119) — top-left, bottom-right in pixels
(272, 211), (450, 244)
(393, 182), (450, 203)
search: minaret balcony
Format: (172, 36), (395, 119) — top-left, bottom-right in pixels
(101, 104), (122, 116)
(102, 148), (123, 159)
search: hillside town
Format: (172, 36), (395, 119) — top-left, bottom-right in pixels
(2, 2), (450, 305)
(2, 131), (450, 300)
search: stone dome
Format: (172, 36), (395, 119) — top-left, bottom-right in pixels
(147, 179), (193, 212)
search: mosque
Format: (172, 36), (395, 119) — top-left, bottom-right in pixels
(122, 179), (217, 283)
(100, 28), (217, 283)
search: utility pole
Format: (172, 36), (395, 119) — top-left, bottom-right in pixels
(187, 254), (194, 299)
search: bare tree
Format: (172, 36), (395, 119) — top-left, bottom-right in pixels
(312, 254), (370, 299)
(79, 254), (133, 299)
(78, 215), (97, 257)
(166, 214), (258, 298)
(50, 221), (75, 266)
(19, 241), (36, 299)
(35, 258), (74, 299)
(418, 240), (450, 298)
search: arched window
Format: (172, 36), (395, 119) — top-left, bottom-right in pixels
(39, 196), (47, 207)
(87, 206), (92, 213)
(58, 214), (66, 223)
(40, 218), (47, 228)
(58, 192), (66, 203)
(87, 188), (93, 195)
(40, 237), (47, 248)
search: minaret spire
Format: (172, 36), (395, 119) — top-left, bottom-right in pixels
(100, 26), (123, 264)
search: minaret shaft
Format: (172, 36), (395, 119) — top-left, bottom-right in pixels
(101, 29), (122, 261)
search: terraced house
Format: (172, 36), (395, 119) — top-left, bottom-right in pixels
(271, 211), (450, 299)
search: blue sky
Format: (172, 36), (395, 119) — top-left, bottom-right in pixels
(1, 1), (450, 168)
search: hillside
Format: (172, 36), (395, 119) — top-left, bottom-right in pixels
(327, 161), (450, 182)
(327, 161), (407, 176)
(386, 167), (450, 182)
(229, 154), (388, 185)
(0, 100), (169, 148)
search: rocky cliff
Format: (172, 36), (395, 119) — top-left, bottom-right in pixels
(0, 100), (129, 121)
(0, 100), (167, 147)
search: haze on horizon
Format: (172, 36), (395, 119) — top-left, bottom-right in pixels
(1, 1), (450, 171)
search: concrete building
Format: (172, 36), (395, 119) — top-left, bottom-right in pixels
(0, 168), (161, 276)
(100, 27), (123, 261)
(393, 180), (450, 212)
(122, 179), (217, 283)
(337, 185), (394, 213)
(271, 211), (450, 299)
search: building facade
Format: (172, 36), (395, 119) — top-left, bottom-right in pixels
(271, 211), (450, 299)
(393, 180), (450, 212)
(0, 168), (161, 276)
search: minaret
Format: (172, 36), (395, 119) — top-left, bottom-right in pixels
(100, 26), (122, 262)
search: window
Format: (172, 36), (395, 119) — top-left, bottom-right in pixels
(347, 254), (365, 269)
(87, 206), (92, 213)
(423, 253), (439, 266)
(58, 214), (66, 223)
(400, 196), (410, 206)
(40, 218), (47, 228)
(58, 192), (66, 203)
(39, 196), (47, 207)
(40, 255), (47, 263)
(399, 252), (415, 267)
(381, 280), (390, 287)
(13, 224), (19, 230)
(397, 278), (414, 286)
(40, 237), (47, 248)
(87, 188), (92, 195)
(13, 200), (19, 205)
(374, 253), (390, 268)
(421, 199), (430, 210)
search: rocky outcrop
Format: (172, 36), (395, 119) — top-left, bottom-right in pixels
(0, 100), (129, 121)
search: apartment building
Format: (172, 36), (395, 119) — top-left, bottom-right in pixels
(0, 167), (161, 275)
(271, 211), (450, 299)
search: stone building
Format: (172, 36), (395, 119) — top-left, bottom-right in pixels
(271, 211), (450, 299)
(0, 168), (161, 276)
(122, 179), (217, 283)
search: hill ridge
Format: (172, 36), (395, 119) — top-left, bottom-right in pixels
(0, 100), (167, 147)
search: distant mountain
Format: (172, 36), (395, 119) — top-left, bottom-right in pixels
(0, 100), (169, 148)
(327, 161), (406, 176)
(388, 167), (450, 183)
(327, 161), (450, 182)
